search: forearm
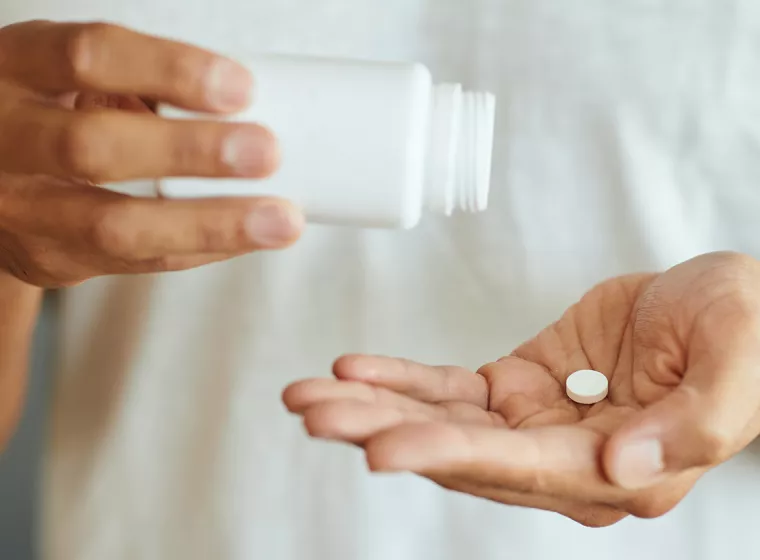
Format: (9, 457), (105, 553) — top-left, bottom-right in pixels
(0, 272), (42, 451)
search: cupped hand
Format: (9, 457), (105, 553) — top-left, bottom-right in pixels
(0, 20), (302, 287)
(284, 252), (760, 527)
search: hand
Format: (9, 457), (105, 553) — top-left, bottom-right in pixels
(0, 21), (302, 287)
(284, 252), (760, 527)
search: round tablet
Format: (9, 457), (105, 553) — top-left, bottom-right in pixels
(566, 370), (609, 405)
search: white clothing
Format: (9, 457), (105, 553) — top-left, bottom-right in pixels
(4, 1), (760, 559)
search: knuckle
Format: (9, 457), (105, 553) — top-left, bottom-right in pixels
(66, 22), (117, 87)
(196, 220), (237, 252)
(0, 241), (50, 287)
(671, 386), (735, 467)
(433, 477), (460, 493)
(89, 204), (131, 255)
(569, 509), (627, 528)
(59, 115), (110, 180)
(303, 408), (335, 439)
(627, 496), (678, 520)
(25, 253), (81, 288)
(514, 468), (550, 495)
(163, 51), (207, 97)
(172, 125), (216, 173)
(625, 479), (691, 520)
(694, 422), (733, 465)
(6, 254), (35, 285)
(54, 278), (88, 288)
(29, 253), (57, 280)
(476, 361), (503, 382)
(140, 255), (174, 274)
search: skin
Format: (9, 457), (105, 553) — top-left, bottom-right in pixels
(0, 20), (304, 449)
(0, 21), (756, 531)
(0, 20), (304, 286)
(284, 251), (760, 527)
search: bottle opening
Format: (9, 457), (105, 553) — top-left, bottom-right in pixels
(425, 83), (496, 216)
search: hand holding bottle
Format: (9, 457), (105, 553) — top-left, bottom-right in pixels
(0, 20), (302, 286)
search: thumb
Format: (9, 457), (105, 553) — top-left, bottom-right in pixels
(604, 311), (760, 490)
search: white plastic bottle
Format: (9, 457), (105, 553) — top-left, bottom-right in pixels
(158, 54), (497, 229)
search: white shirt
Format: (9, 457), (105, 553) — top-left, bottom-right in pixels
(4, 1), (760, 559)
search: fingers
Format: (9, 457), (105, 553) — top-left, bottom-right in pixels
(369, 423), (684, 516)
(67, 250), (252, 277)
(333, 355), (489, 408)
(73, 93), (155, 113)
(292, 401), (689, 519)
(284, 378), (441, 416)
(283, 379), (502, 444)
(364, 423), (627, 503)
(297, 400), (627, 527)
(0, 102), (277, 182)
(431, 475), (628, 528)
(128, 252), (251, 274)
(0, 21), (251, 112)
(303, 402), (436, 444)
(90, 196), (302, 256)
(1, 183), (303, 259)
(605, 286), (760, 490)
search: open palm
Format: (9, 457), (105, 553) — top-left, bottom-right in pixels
(284, 252), (760, 526)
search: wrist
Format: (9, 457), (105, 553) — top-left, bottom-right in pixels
(0, 270), (44, 306)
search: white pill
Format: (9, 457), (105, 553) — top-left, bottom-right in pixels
(566, 370), (609, 405)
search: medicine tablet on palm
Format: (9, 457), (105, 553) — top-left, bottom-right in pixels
(566, 370), (609, 405)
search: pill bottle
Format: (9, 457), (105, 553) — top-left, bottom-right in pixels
(158, 54), (497, 229)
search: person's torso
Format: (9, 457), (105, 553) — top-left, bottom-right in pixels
(5, 1), (760, 559)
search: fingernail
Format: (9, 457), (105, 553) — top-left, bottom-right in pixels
(245, 203), (304, 246)
(613, 438), (665, 490)
(222, 128), (278, 176)
(206, 59), (253, 110)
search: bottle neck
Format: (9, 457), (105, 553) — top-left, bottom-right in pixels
(425, 83), (496, 217)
